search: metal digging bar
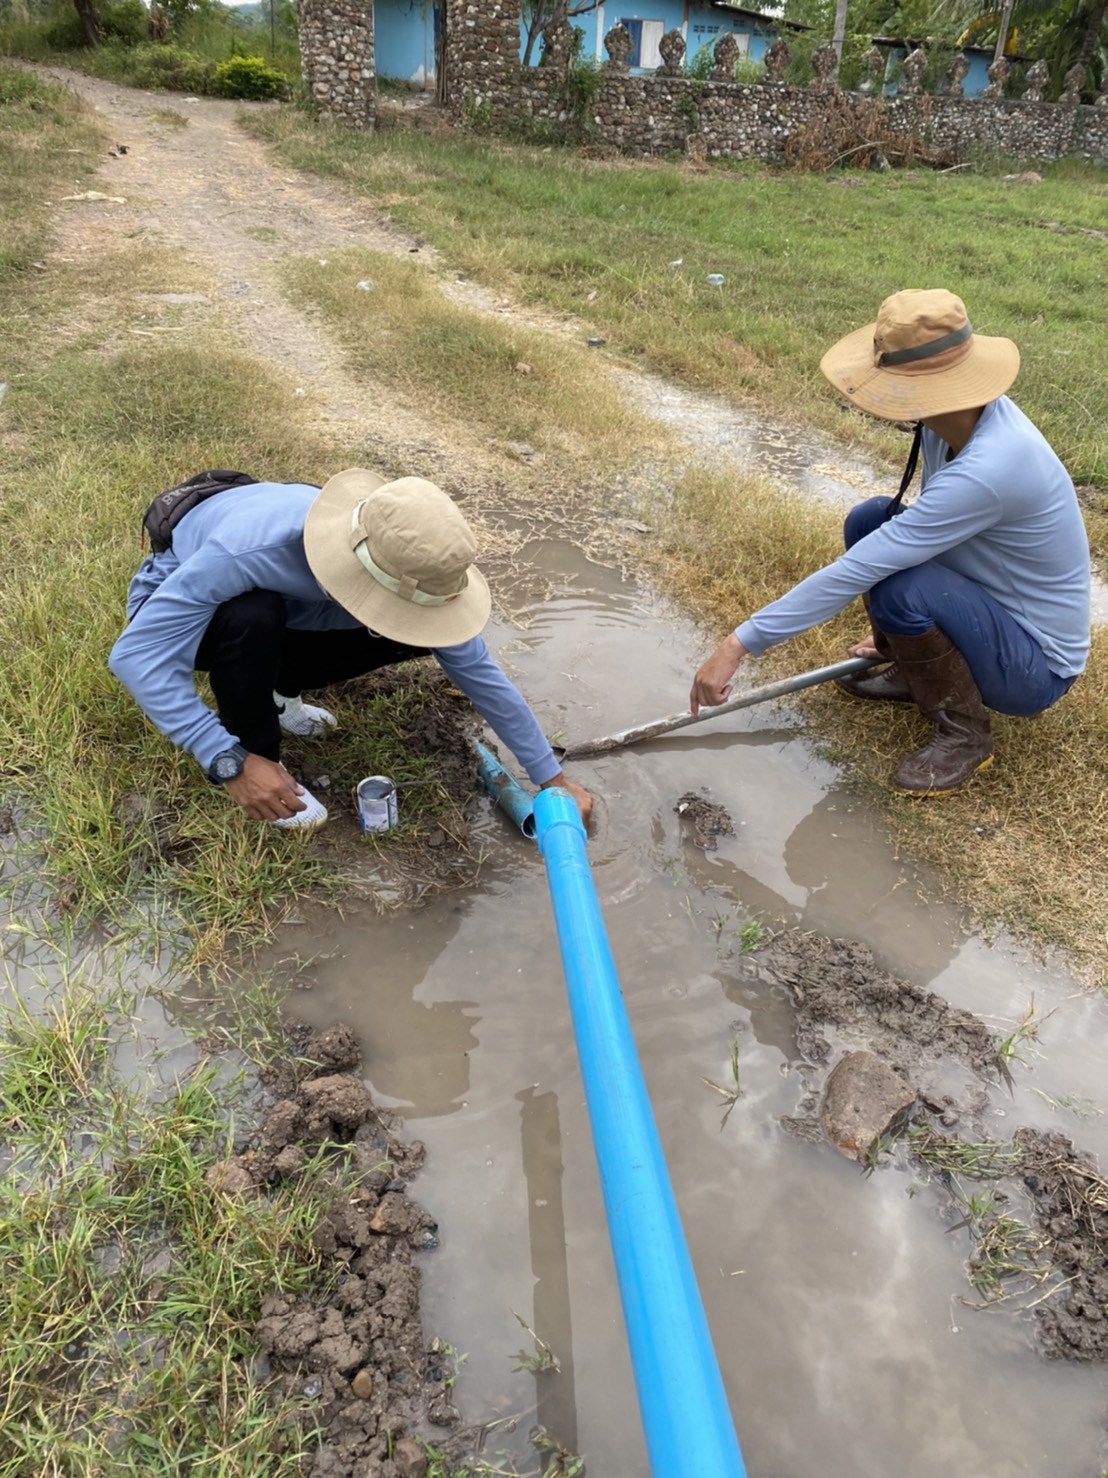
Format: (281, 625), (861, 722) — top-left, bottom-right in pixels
(533, 787), (748, 1477)
(559, 655), (881, 760)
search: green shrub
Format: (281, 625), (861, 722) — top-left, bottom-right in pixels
(101, 0), (149, 45)
(42, 9), (86, 49)
(685, 40), (714, 79)
(123, 42), (216, 92)
(213, 53), (287, 99)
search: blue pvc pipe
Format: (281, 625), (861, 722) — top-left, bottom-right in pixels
(534, 788), (747, 1478)
(472, 739), (537, 838)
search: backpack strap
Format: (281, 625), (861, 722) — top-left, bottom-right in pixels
(141, 471), (258, 553)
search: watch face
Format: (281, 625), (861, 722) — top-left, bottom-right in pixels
(211, 749), (245, 783)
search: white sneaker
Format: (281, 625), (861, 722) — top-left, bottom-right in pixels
(269, 786), (329, 833)
(274, 692), (338, 739)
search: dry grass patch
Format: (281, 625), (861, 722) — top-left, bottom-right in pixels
(281, 248), (670, 471)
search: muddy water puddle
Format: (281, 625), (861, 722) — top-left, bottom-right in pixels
(258, 540), (1108, 1477)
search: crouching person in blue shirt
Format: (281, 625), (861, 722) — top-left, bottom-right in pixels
(110, 468), (594, 831)
(690, 289), (1091, 797)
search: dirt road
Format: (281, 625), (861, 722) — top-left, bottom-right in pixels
(42, 68), (534, 493)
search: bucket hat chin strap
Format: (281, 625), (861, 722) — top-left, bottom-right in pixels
(883, 421), (923, 522)
(349, 499), (467, 606)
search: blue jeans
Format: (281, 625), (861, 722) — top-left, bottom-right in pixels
(844, 497), (1075, 718)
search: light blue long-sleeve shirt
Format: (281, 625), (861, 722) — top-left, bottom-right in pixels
(109, 482), (562, 783)
(735, 398), (1091, 678)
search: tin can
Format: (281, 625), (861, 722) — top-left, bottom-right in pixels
(355, 775), (399, 834)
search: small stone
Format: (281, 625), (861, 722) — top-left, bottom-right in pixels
(205, 1160), (257, 1196)
(351, 1368), (374, 1400)
(393, 1438), (428, 1478)
(273, 1144), (304, 1177)
(820, 1051), (916, 1162)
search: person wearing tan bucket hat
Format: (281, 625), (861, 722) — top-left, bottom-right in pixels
(110, 469), (592, 830)
(690, 289), (1090, 797)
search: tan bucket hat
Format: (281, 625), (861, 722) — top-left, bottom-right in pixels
(820, 289), (1019, 420)
(304, 470), (491, 647)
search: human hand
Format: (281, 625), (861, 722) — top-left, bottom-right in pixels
(540, 774), (594, 828)
(847, 635), (882, 659)
(224, 754), (307, 822)
(690, 633), (747, 716)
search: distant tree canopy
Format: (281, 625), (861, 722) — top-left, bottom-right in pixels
(782, 0), (1106, 94)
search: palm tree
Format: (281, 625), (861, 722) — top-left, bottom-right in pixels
(943, 0), (1106, 94)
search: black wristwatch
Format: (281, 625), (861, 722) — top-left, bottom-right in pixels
(206, 744), (249, 785)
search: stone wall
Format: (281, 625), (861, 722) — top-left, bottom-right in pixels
(298, 0), (375, 129)
(442, 5), (1108, 166)
(516, 77), (1108, 165)
(443, 0), (521, 125)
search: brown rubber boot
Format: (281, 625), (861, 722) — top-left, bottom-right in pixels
(885, 628), (994, 796)
(835, 595), (912, 703)
(835, 663), (913, 703)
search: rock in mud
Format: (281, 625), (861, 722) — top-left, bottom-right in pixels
(393, 1438), (429, 1477)
(674, 791), (734, 850)
(820, 1050), (916, 1161)
(301, 1074), (375, 1134)
(305, 1024), (362, 1074)
(205, 1159), (259, 1196)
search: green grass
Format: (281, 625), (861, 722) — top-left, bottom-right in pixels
(0, 981), (331, 1475)
(241, 110), (1108, 503)
(0, 75), (476, 960)
(0, 67), (104, 281)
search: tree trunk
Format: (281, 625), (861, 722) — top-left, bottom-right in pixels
(992, 0), (1015, 64)
(73, 0), (102, 46)
(522, 0), (552, 69)
(1074, 0), (1108, 80)
(831, 0), (848, 68)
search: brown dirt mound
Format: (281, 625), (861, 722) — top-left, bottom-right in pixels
(674, 791), (735, 851)
(209, 1025), (458, 1476)
(749, 931), (1000, 1074)
(1016, 1127), (1108, 1362)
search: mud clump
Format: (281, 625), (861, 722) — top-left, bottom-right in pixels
(674, 791), (734, 851)
(750, 931), (999, 1073)
(207, 1026), (457, 1476)
(340, 665), (480, 818)
(1016, 1127), (1108, 1362)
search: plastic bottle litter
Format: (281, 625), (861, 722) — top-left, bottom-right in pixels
(705, 273), (725, 287)
(356, 279), (374, 292)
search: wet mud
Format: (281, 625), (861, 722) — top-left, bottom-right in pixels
(746, 930), (1108, 1368)
(674, 791), (735, 851)
(749, 930), (1001, 1074)
(218, 1024), (456, 1477)
(114, 665), (485, 901)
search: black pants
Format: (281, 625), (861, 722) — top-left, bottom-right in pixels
(194, 590), (427, 760)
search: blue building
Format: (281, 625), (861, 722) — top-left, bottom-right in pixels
(375, 0), (440, 89)
(570, 0), (790, 72)
(873, 39), (1010, 98)
(373, 0), (792, 87)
